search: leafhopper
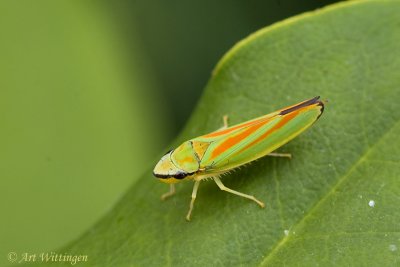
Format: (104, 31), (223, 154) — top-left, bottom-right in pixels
(153, 96), (324, 220)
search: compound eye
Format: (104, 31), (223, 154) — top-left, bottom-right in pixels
(174, 171), (188, 179)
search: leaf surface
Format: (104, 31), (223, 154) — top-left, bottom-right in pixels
(36, 1), (400, 266)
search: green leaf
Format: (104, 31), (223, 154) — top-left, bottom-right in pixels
(37, 0), (400, 266)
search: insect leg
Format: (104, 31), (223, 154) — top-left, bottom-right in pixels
(213, 176), (265, 208)
(222, 115), (229, 128)
(217, 115), (229, 130)
(161, 184), (176, 200)
(186, 180), (201, 221)
(267, 152), (292, 158)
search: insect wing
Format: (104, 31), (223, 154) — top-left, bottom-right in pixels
(196, 97), (324, 172)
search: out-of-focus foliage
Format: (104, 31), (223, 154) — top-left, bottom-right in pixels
(108, 0), (338, 129)
(27, 0), (399, 266)
(0, 2), (170, 266)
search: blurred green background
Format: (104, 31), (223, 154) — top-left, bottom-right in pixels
(0, 0), (337, 265)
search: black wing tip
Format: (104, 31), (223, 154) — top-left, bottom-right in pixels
(279, 96), (324, 116)
(310, 96), (326, 120)
(314, 96), (327, 119)
(308, 96), (321, 105)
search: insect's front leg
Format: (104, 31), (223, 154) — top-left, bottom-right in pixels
(161, 184), (176, 200)
(186, 180), (201, 221)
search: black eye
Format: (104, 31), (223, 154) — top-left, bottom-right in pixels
(173, 171), (195, 179)
(173, 171), (188, 179)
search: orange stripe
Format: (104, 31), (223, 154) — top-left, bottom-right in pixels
(238, 103), (322, 153)
(210, 121), (267, 159)
(203, 116), (273, 138)
(206, 97), (319, 139)
(237, 110), (299, 154)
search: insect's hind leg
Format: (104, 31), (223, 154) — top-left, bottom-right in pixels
(222, 115), (229, 128)
(217, 115), (229, 130)
(213, 176), (265, 208)
(267, 152), (292, 158)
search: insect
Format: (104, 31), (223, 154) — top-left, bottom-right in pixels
(153, 96), (325, 220)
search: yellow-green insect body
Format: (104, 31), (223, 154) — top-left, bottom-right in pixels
(153, 96), (325, 220)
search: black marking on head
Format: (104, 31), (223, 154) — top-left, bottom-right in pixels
(153, 170), (195, 179)
(279, 96), (321, 116)
(153, 171), (173, 179)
